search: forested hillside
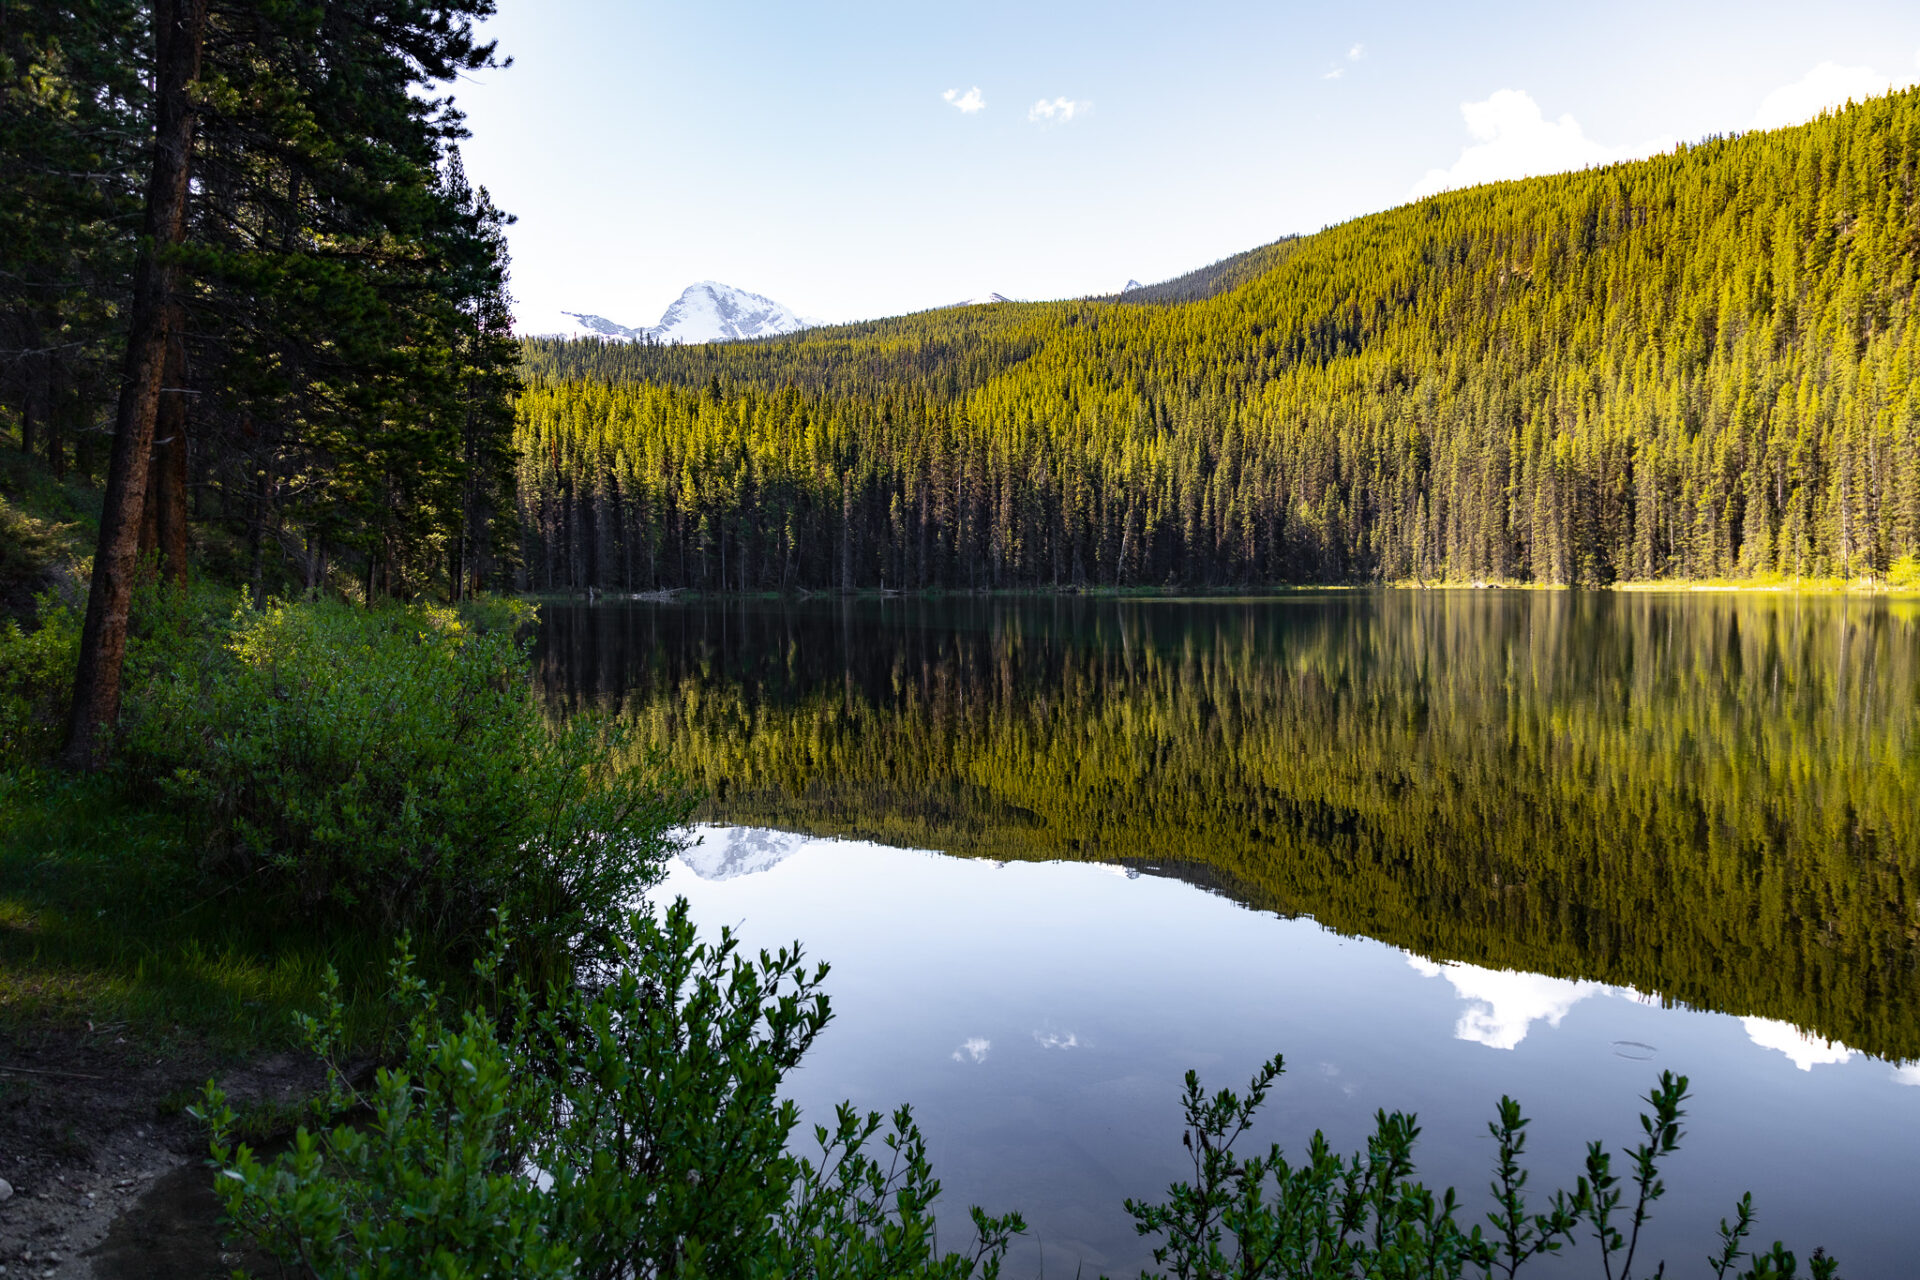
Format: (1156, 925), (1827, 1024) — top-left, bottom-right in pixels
(517, 91), (1920, 591)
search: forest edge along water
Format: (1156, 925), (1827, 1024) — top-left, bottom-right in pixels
(534, 589), (1920, 1062)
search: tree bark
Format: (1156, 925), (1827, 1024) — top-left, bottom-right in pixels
(63, 0), (205, 769)
(138, 326), (190, 585)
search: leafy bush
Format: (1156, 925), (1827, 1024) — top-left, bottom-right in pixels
(121, 596), (691, 968)
(1, 577), (236, 769)
(1127, 1056), (1839, 1280)
(202, 905), (1026, 1280)
(1888, 553), (1920, 590)
(0, 592), (79, 767)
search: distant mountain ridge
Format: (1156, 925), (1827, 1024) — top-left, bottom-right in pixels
(541, 281), (814, 345)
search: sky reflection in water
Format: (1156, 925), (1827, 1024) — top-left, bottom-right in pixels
(663, 826), (1920, 1278)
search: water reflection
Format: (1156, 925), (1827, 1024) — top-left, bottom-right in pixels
(1405, 958), (1606, 1051)
(538, 590), (1920, 1060)
(658, 826), (1920, 1277)
(1739, 1018), (1855, 1072)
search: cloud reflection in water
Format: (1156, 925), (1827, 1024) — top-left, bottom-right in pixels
(1406, 955), (1606, 1050)
(952, 1037), (991, 1064)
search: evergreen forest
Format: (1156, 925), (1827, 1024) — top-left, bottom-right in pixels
(2, 0), (521, 612)
(517, 89), (1920, 591)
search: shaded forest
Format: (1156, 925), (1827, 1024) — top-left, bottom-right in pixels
(517, 90), (1920, 591)
(1, 0), (520, 607)
(536, 591), (1920, 1061)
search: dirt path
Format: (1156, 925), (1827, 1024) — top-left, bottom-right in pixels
(0, 1029), (314, 1278)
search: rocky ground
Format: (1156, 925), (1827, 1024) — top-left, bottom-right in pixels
(0, 1028), (317, 1278)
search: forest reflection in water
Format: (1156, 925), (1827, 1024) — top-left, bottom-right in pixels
(534, 589), (1920, 1062)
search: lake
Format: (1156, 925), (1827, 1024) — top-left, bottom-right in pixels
(535, 591), (1920, 1275)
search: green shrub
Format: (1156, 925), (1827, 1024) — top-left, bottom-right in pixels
(1128, 1056), (1838, 1280)
(1888, 553), (1920, 590)
(202, 906), (1026, 1280)
(0, 576), (229, 769)
(121, 596), (691, 968)
(0, 592), (79, 767)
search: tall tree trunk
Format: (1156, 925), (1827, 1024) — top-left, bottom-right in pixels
(18, 316), (43, 457)
(63, 0), (205, 769)
(248, 456), (270, 599)
(138, 327), (191, 585)
(45, 380), (64, 478)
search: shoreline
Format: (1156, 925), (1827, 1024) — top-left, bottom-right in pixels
(518, 576), (1920, 604)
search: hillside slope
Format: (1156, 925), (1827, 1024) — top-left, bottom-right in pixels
(517, 91), (1920, 592)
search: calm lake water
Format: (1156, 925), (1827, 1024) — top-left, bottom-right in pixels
(536, 591), (1920, 1275)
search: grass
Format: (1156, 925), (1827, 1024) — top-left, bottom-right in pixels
(1612, 573), (1920, 594)
(0, 769), (410, 1056)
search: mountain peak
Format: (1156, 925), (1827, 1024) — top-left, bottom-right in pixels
(538, 281), (813, 345)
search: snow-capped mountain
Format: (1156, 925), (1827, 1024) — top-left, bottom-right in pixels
(949, 292), (1017, 307)
(649, 281), (811, 343)
(677, 826), (808, 881)
(551, 311), (648, 341)
(1121, 279), (1143, 292)
(536, 281), (814, 345)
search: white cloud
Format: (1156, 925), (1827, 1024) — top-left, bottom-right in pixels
(1348, 43), (1365, 61)
(1741, 1017), (1853, 1071)
(1751, 62), (1913, 131)
(1323, 68), (1344, 81)
(1892, 1062), (1920, 1087)
(1028, 97), (1087, 124)
(1409, 955), (1604, 1051)
(1410, 89), (1672, 200)
(942, 86), (985, 115)
(1033, 1030), (1081, 1050)
(951, 1036), (991, 1063)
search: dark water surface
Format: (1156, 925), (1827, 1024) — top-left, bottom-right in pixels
(536, 591), (1920, 1274)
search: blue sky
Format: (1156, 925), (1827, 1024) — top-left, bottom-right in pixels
(453, 0), (1920, 331)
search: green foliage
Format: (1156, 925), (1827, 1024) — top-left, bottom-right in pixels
(119, 595), (691, 967)
(0, 588), (679, 1049)
(1127, 1058), (1834, 1280)
(0, 763), (362, 1047)
(0, 0), (145, 480)
(1125, 1055), (1483, 1278)
(202, 943), (576, 1280)
(0, 593), (80, 766)
(517, 89), (1920, 591)
(202, 908), (1026, 1280)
